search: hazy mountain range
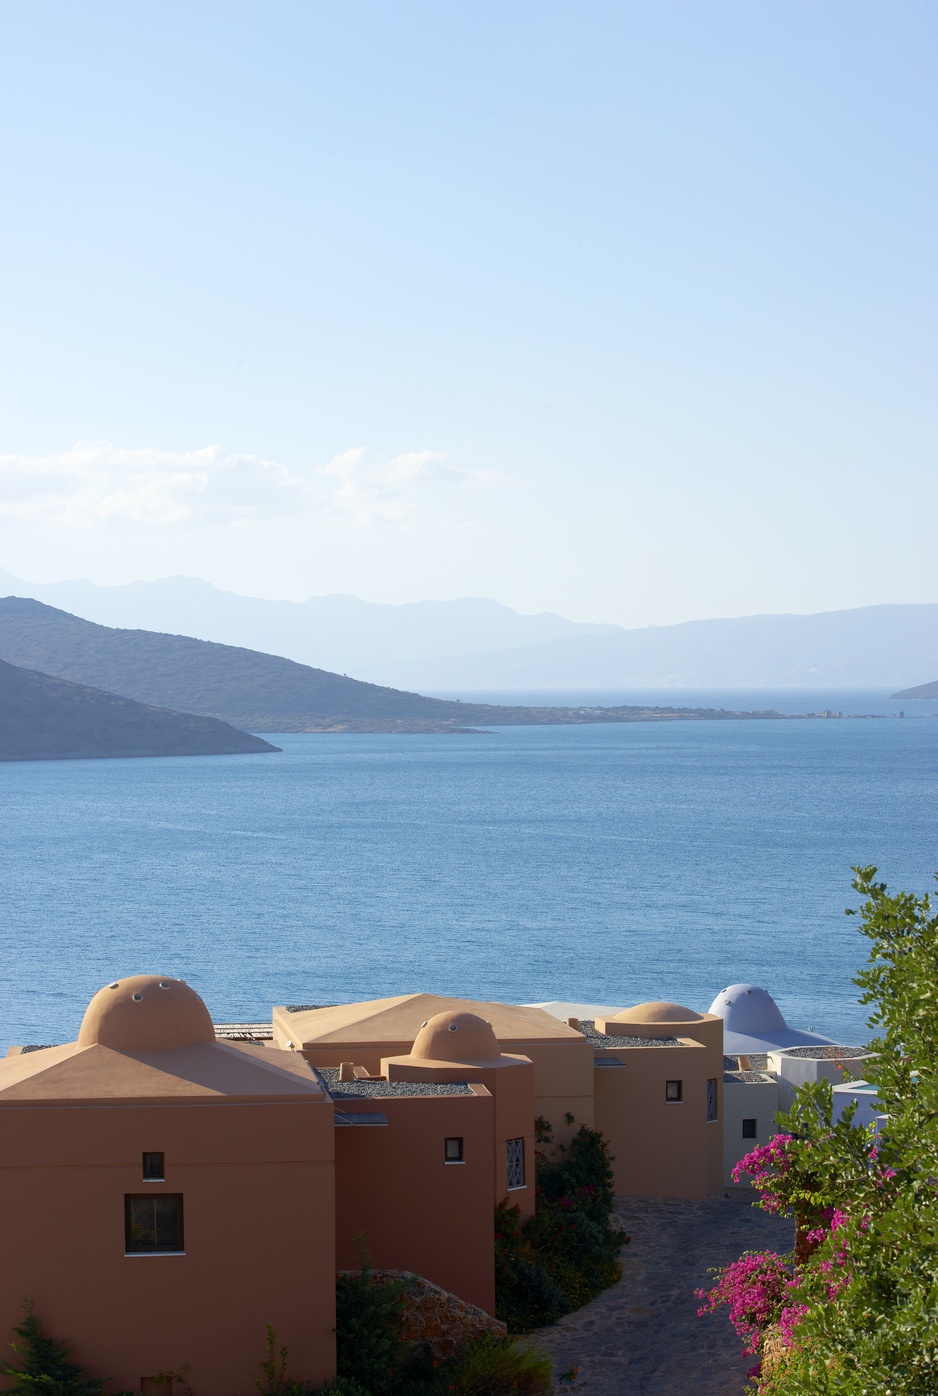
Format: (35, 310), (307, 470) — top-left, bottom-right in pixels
(0, 599), (783, 735)
(0, 570), (934, 690)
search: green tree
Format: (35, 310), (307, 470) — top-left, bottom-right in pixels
(1, 1305), (106, 1396)
(752, 868), (938, 1394)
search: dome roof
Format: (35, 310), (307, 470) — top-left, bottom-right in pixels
(708, 984), (837, 1053)
(607, 1001), (704, 1025)
(709, 985), (787, 1035)
(411, 1011), (502, 1063)
(78, 976), (215, 1052)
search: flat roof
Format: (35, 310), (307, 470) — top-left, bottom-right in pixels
(580, 1021), (684, 1049)
(316, 1067), (475, 1099)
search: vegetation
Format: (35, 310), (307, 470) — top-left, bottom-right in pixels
(0, 1304), (106, 1396)
(698, 867), (938, 1394)
(495, 1119), (627, 1331)
(329, 1254), (555, 1396)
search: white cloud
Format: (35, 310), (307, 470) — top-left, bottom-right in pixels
(0, 441), (503, 530)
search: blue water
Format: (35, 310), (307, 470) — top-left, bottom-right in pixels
(2, 712), (936, 1050)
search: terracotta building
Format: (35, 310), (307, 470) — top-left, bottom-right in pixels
(0, 977), (337, 1396)
(2, 978), (736, 1395)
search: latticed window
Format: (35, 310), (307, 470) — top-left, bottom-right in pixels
(506, 1137), (525, 1190)
(707, 1077), (718, 1122)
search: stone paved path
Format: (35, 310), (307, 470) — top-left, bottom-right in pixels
(532, 1193), (792, 1395)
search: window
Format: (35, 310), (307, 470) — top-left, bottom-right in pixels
(444, 1137), (464, 1163)
(707, 1078), (718, 1122)
(506, 1138), (525, 1190)
(665, 1079), (683, 1103)
(742, 1118), (758, 1139)
(142, 1152), (165, 1181)
(125, 1195), (184, 1253)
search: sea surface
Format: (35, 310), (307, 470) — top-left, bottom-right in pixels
(2, 695), (936, 1050)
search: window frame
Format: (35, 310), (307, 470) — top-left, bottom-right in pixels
(706, 1077), (718, 1122)
(444, 1136), (464, 1164)
(142, 1151), (165, 1181)
(506, 1137), (526, 1191)
(124, 1193), (185, 1256)
(742, 1118), (758, 1140)
(665, 1079), (683, 1103)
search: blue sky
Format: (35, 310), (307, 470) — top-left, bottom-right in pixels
(1, 1), (935, 625)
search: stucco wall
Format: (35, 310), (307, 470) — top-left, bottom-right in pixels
(334, 1091), (497, 1314)
(382, 1055), (536, 1220)
(722, 1078), (780, 1185)
(0, 1099), (336, 1395)
(593, 1043), (723, 1198)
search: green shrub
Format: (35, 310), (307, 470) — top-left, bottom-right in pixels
(1, 1304), (106, 1396)
(334, 1260), (411, 1395)
(495, 1122), (627, 1330)
(442, 1333), (552, 1396)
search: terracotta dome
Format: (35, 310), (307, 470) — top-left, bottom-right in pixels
(606, 1001), (704, 1025)
(78, 976), (215, 1052)
(411, 1011), (502, 1063)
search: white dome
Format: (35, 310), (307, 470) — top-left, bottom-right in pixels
(709, 983), (837, 1053)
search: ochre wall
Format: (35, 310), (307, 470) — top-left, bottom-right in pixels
(334, 1091), (497, 1314)
(0, 1100), (336, 1395)
(382, 1055), (536, 1220)
(593, 1042), (723, 1198)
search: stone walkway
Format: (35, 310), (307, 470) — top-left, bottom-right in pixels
(532, 1193), (792, 1395)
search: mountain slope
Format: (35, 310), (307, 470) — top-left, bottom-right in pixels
(375, 604), (938, 691)
(0, 569), (619, 674)
(0, 659), (281, 761)
(0, 598), (787, 731)
(890, 679), (938, 699)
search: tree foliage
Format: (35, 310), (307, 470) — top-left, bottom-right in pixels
(704, 867), (938, 1395)
(0, 1305), (106, 1396)
(495, 1122), (627, 1330)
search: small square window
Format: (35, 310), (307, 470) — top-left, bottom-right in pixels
(444, 1137), (464, 1163)
(665, 1079), (683, 1103)
(125, 1195), (184, 1253)
(142, 1152), (165, 1181)
(742, 1118), (758, 1139)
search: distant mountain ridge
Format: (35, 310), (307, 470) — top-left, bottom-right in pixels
(0, 569), (618, 678)
(890, 678), (938, 700)
(0, 570), (932, 689)
(377, 603), (938, 691)
(0, 658), (280, 761)
(0, 599), (798, 733)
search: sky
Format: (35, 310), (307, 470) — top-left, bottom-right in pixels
(0, 1), (935, 627)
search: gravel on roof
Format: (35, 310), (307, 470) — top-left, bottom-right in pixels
(778, 1045), (868, 1059)
(284, 1004), (339, 1013)
(316, 1067), (474, 1098)
(724, 1070), (776, 1084)
(724, 1053), (769, 1070)
(580, 1021), (682, 1048)
(213, 1023), (273, 1039)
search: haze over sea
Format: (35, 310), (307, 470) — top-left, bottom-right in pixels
(2, 690), (936, 1051)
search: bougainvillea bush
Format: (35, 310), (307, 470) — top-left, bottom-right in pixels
(701, 868), (938, 1395)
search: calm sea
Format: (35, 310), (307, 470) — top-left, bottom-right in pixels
(2, 695), (936, 1050)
